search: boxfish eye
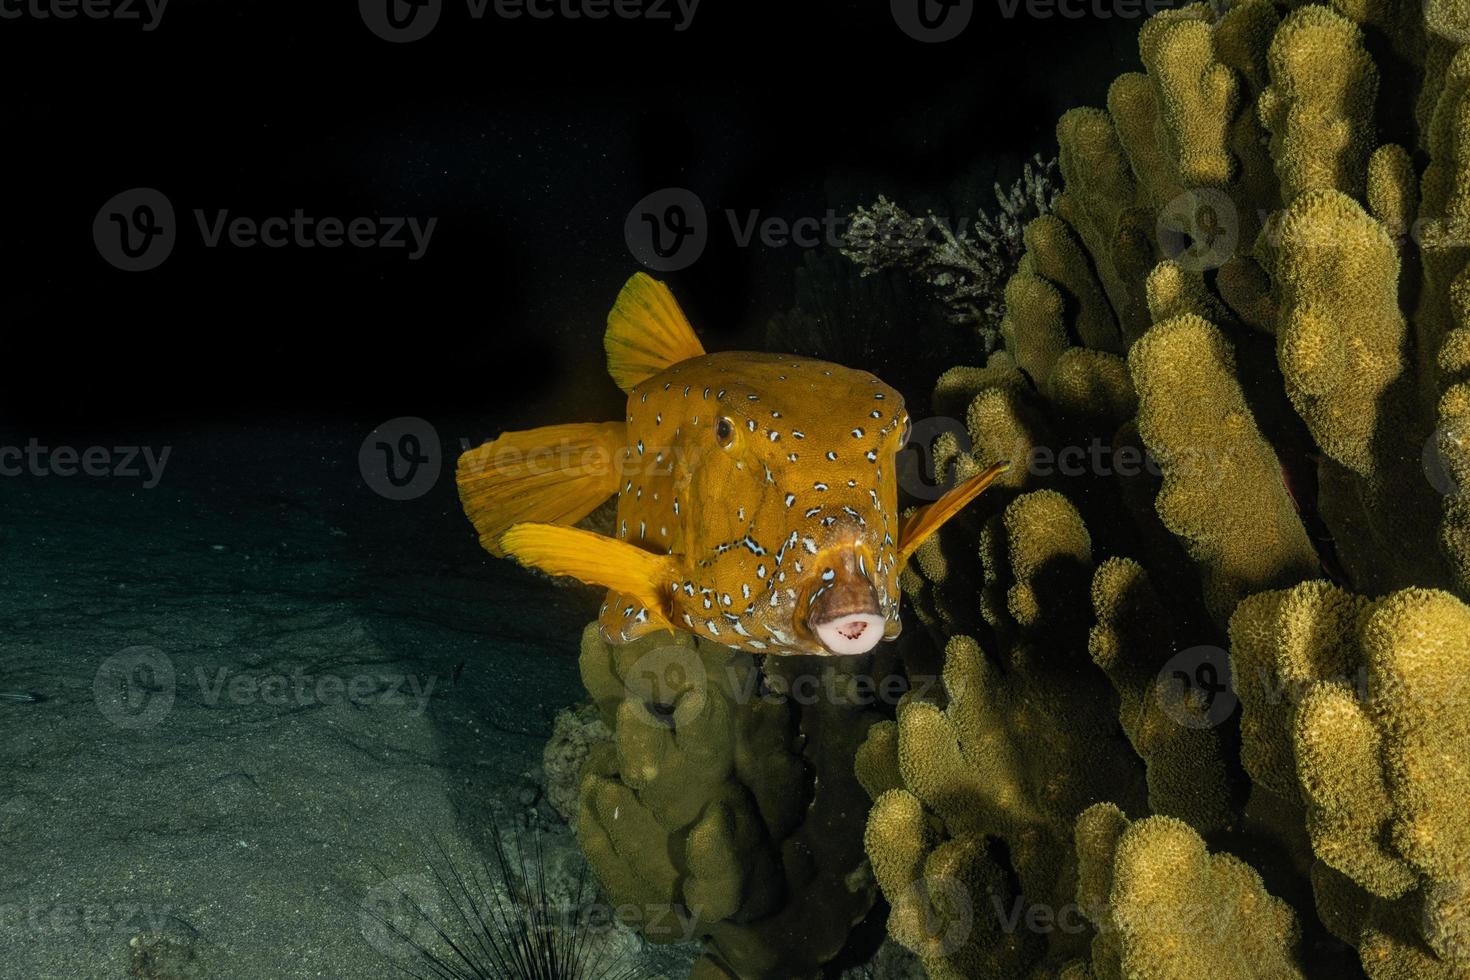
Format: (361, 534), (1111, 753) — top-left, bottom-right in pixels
(715, 416), (735, 446)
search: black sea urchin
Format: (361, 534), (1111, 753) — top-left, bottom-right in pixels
(362, 829), (646, 980)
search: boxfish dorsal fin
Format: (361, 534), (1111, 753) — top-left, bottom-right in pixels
(500, 523), (675, 629)
(457, 422), (624, 557)
(604, 272), (706, 393)
(897, 460), (1011, 566)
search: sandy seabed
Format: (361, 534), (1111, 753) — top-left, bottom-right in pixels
(0, 425), (699, 980)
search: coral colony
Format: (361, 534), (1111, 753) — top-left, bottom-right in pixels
(467, 1), (1470, 976)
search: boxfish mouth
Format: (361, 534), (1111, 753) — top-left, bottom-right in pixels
(803, 553), (885, 656)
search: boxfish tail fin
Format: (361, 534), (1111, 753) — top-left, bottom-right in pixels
(499, 523), (676, 630)
(896, 460), (1012, 567)
(605, 272), (706, 393)
(457, 422), (624, 557)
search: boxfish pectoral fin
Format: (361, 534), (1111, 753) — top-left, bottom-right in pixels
(896, 460), (1012, 567)
(604, 272), (706, 394)
(499, 522), (677, 631)
(457, 422), (625, 557)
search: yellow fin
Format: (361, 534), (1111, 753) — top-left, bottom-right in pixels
(457, 422), (623, 557)
(605, 272), (706, 393)
(599, 590), (678, 643)
(501, 523), (675, 627)
(897, 461), (1011, 566)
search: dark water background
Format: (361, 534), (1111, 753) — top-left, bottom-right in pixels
(4, 1), (1139, 437)
(0, 6), (1158, 976)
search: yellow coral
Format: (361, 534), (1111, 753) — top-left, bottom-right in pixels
(1258, 6), (1378, 202)
(577, 625), (879, 977)
(1230, 582), (1470, 973)
(1074, 803), (1306, 978)
(1129, 313), (1319, 622)
(863, 0), (1470, 975)
(1089, 557), (1234, 832)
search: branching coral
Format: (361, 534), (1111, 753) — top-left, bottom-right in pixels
(858, 492), (1146, 977)
(1231, 583), (1470, 975)
(1071, 803), (1305, 979)
(853, 1), (1470, 977)
(576, 624), (884, 978)
(841, 156), (1060, 348)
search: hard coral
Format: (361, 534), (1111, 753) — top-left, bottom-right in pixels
(856, 1), (1470, 977)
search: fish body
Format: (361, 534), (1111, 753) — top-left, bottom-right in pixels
(458, 274), (1006, 656)
(603, 351), (905, 654)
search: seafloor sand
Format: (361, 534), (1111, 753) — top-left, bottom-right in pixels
(0, 424), (927, 980)
(0, 424), (700, 979)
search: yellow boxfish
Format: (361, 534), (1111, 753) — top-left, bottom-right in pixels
(456, 273), (1007, 656)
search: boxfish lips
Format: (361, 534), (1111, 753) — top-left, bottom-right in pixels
(801, 552), (887, 655)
